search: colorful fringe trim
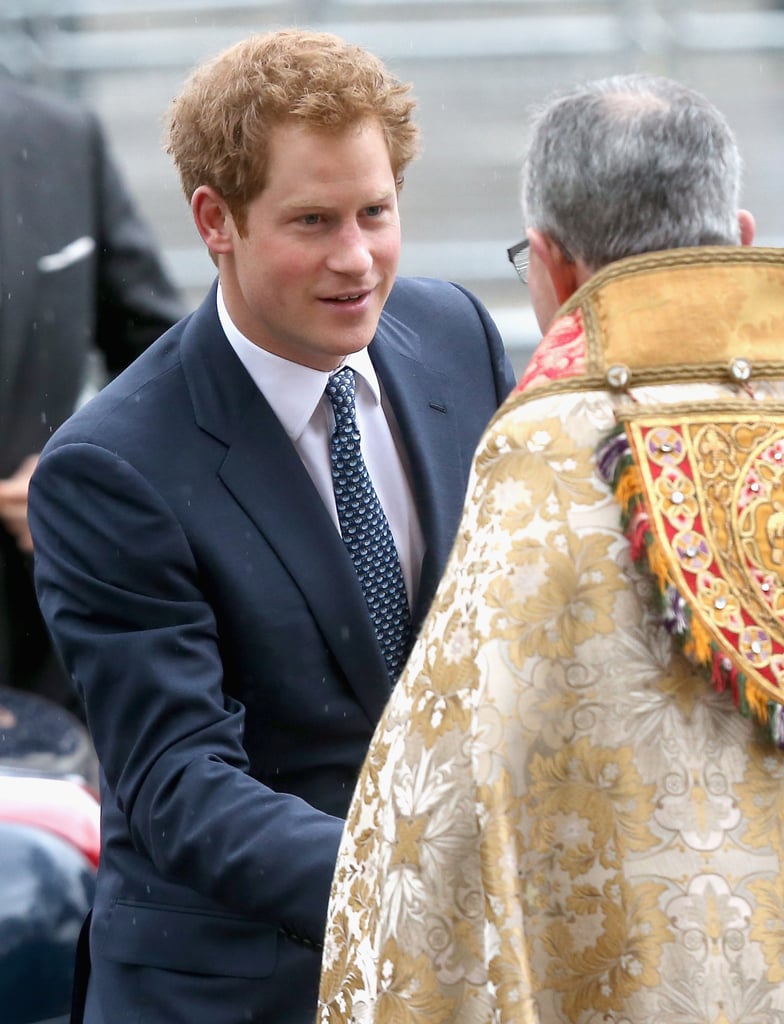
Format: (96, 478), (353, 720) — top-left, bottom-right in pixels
(597, 423), (784, 748)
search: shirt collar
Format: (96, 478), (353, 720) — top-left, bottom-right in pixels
(217, 283), (382, 441)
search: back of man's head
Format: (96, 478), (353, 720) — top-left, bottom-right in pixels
(522, 74), (742, 271)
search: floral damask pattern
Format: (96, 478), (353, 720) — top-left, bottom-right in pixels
(514, 310), (586, 394)
(319, 254), (784, 1023)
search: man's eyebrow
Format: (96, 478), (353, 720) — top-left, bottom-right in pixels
(284, 190), (397, 211)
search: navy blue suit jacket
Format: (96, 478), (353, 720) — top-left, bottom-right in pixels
(29, 276), (515, 1024)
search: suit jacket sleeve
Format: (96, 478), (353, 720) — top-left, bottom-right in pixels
(29, 440), (344, 946)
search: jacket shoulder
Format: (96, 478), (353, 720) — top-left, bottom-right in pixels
(386, 275), (465, 308)
(0, 75), (96, 139)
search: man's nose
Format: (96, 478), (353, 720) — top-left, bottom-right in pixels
(326, 222), (373, 276)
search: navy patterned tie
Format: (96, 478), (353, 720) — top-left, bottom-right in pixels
(325, 367), (411, 681)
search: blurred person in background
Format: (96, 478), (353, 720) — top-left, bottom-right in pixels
(27, 29), (514, 1024)
(0, 684), (101, 1024)
(0, 71), (184, 717)
(319, 74), (784, 1022)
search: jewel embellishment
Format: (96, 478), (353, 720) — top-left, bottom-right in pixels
(606, 363), (631, 389)
(729, 356), (752, 382)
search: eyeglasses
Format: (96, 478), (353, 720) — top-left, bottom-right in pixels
(507, 239), (530, 285)
(507, 236), (576, 285)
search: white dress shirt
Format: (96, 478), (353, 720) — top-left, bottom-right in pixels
(217, 285), (424, 606)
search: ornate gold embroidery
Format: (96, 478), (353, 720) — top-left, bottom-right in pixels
(321, 252), (784, 1022)
(600, 406), (784, 744)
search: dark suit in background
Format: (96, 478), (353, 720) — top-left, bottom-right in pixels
(0, 74), (184, 710)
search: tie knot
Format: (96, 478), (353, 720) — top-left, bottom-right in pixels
(325, 367), (357, 426)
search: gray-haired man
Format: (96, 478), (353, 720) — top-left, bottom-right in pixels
(320, 74), (784, 1023)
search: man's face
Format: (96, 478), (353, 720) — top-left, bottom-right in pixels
(219, 119), (401, 371)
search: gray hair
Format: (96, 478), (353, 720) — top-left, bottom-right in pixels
(522, 74), (743, 270)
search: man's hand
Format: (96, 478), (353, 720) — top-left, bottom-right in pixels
(0, 454), (39, 553)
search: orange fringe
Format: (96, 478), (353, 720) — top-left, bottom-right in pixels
(615, 464), (644, 510)
(745, 680), (770, 724)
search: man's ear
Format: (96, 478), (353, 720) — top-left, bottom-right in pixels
(528, 228), (580, 305)
(191, 185), (235, 257)
(738, 209), (756, 247)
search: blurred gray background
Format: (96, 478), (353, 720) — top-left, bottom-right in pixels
(3, 0), (783, 373)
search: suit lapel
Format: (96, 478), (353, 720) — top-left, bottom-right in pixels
(180, 287), (468, 716)
(219, 402), (394, 722)
(370, 311), (465, 630)
(181, 290), (392, 724)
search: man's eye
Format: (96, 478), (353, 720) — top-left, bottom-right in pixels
(365, 205), (383, 217)
(302, 213), (321, 225)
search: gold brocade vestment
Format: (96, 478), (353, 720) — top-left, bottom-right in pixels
(319, 248), (784, 1023)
